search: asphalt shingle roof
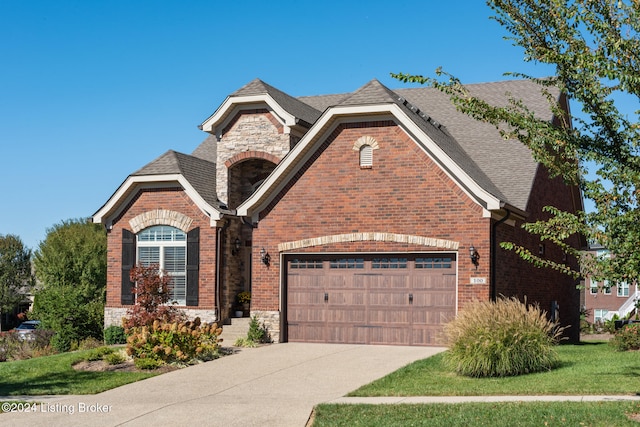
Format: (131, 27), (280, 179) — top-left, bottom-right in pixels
(232, 79), (322, 126)
(133, 150), (218, 209)
(138, 78), (561, 214)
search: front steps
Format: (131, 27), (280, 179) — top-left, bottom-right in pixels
(219, 317), (250, 346)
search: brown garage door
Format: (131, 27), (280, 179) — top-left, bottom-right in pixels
(286, 254), (456, 346)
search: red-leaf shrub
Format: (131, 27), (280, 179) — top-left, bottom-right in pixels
(122, 264), (186, 329)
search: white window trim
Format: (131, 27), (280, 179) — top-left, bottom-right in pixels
(137, 226), (187, 305)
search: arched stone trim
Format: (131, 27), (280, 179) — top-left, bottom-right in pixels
(278, 233), (459, 252)
(129, 209), (194, 234)
(352, 135), (380, 151)
(224, 151), (281, 168)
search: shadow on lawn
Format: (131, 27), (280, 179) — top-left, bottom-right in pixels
(0, 370), (151, 396)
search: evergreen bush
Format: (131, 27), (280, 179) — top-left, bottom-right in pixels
(444, 297), (563, 377)
(104, 325), (127, 345)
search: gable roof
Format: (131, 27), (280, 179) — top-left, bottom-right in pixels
(94, 77), (568, 229)
(93, 150), (225, 227)
(237, 78), (557, 219)
(200, 78), (322, 135)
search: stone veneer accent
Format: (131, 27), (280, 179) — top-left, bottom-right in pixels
(216, 111), (291, 205)
(278, 233), (460, 252)
(250, 310), (280, 343)
(129, 209), (193, 234)
(352, 135), (380, 151)
(104, 307), (219, 328)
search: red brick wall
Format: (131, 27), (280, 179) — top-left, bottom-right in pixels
(106, 187), (216, 309)
(494, 166), (582, 341)
(252, 121), (493, 312)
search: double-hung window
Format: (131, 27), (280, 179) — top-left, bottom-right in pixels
(137, 225), (187, 305)
(617, 281), (630, 297)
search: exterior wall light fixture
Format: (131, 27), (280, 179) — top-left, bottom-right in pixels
(260, 247), (271, 266)
(469, 244), (480, 269)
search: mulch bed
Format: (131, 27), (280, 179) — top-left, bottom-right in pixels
(72, 359), (178, 373)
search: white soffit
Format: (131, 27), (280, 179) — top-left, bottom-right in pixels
(200, 95), (297, 137)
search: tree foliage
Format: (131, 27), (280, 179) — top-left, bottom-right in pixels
(393, 0), (640, 283)
(32, 219), (106, 350)
(0, 234), (33, 331)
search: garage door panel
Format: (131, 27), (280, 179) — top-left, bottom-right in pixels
(368, 308), (410, 324)
(287, 254), (457, 346)
(326, 307), (366, 323)
(369, 326), (411, 346)
(326, 324), (368, 344)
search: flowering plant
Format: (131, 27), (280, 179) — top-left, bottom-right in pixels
(236, 291), (251, 304)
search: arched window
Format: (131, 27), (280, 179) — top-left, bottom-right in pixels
(137, 225), (187, 305)
(359, 144), (373, 168)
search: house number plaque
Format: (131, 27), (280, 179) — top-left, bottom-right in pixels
(470, 277), (487, 285)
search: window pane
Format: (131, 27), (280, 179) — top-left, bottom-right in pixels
(415, 257), (453, 269)
(138, 247), (159, 266)
(138, 226), (186, 242)
(290, 259), (323, 269)
(372, 258), (408, 269)
(164, 247), (186, 273)
(329, 258), (364, 269)
(168, 274), (186, 305)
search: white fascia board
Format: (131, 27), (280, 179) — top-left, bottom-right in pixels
(237, 103), (503, 217)
(200, 95), (296, 136)
(93, 174), (221, 228)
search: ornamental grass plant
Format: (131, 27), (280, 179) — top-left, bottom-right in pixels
(443, 297), (563, 377)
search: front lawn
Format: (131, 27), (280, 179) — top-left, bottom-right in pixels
(312, 401), (640, 427)
(350, 341), (640, 396)
(311, 342), (640, 426)
(0, 349), (156, 396)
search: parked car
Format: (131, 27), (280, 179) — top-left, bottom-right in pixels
(14, 320), (40, 341)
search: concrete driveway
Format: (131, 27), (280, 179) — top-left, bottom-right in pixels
(1, 343), (444, 427)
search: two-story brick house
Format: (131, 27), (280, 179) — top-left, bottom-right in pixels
(93, 78), (584, 345)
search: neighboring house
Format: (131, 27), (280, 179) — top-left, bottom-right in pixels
(93, 78), (585, 345)
(583, 244), (639, 323)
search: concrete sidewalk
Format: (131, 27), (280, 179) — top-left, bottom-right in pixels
(0, 343), (442, 427)
(330, 395), (640, 404)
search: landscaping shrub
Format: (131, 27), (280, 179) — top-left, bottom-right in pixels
(126, 318), (222, 367)
(50, 333), (73, 353)
(122, 264), (187, 329)
(78, 337), (103, 350)
(443, 297), (563, 377)
(609, 323), (640, 351)
(82, 346), (115, 361)
(0, 329), (56, 361)
(104, 350), (127, 365)
(104, 325), (127, 345)
(235, 315), (271, 347)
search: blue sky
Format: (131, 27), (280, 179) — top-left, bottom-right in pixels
(1, 1), (553, 250)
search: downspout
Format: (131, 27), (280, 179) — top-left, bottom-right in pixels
(491, 208), (511, 301)
(216, 220), (229, 322)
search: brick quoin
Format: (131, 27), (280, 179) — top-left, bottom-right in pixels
(105, 187), (217, 310)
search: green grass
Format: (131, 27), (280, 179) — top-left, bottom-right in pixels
(0, 349), (156, 396)
(310, 342), (640, 426)
(350, 341), (640, 396)
(312, 401), (640, 427)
